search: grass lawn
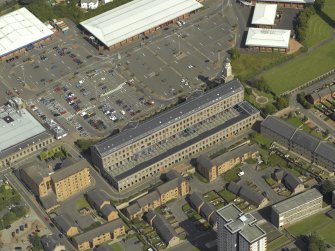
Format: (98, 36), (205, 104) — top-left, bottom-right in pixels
(111, 242), (123, 251)
(262, 39), (335, 94)
(304, 14), (333, 48)
(75, 196), (90, 211)
(323, 0), (335, 21)
(231, 52), (290, 82)
(250, 132), (273, 148)
(267, 235), (290, 251)
(264, 176), (277, 186)
(222, 166), (241, 183)
(193, 171), (209, 183)
(204, 191), (219, 202)
(268, 154), (288, 168)
(287, 212), (331, 236)
(218, 190), (236, 203)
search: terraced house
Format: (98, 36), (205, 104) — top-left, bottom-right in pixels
(261, 116), (335, 170)
(91, 80), (261, 191)
(123, 170), (189, 219)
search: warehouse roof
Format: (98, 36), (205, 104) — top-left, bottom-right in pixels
(252, 3), (277, 26)
(93, 79), (243, 156)
(246, 28), (290, 49)
(290, 130), (319, 152)
(0, 8), (53, 57)
(0, 106), (47, 154)
(258, 0), (314, 3)
(80, 0), (202, 48)
(272, 188), (322, 214)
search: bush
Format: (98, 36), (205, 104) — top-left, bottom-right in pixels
(248, 77), (272, 93)
(229, 48), (240, 60)
(296, 6), (316, 43)
(274, 96), (289, 110)
(297, 92), (312, 109)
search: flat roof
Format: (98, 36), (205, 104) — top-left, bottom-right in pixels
(0, 8), (53, 57)
(252, 3), (277, 25)
(113, 101), (259, 181)
(272, 189), (322, 214)
(258, 0), (314, 3)
(94, 79), (244, 157)
(80, 0), (203, 47)
(246, 28), (290, 49)
(0, 106), (47, 153)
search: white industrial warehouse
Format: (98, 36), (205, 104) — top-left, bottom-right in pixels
(80, 0), (203, 50)
(251, 3), (277, 27)
(0, 7), (53, 59)
(245, 28), (291, 52)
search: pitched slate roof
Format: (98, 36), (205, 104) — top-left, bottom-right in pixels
(100, 204), (117, 218)
(165, 169), (182, 181)
(73, 219), (124, 245)
(87, 189), (111, 208)
(188, 192), (205, 209)
(261, 116), (296, 140)
(41, 235), (64, 251)
(51, 159), (88, 183)
(156, 179), (179, 195)
(283, 172), (302, 191)
(272, 168), (285, 181)
(314, 142), (335, 165)
(290, 130), (320, 152)
(197, 154), (213, 171)
(200, 202), (216, 220)
(137, 191), (160, 208)
(148, 211), (179, 245)
(123, 203), (141, 216)
(239, 186), (266, 207)
(213, 144), (257, 165)
(227, 182), (241, 195)
(53, 214), (75, 233)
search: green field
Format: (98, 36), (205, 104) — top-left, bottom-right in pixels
(262, 39), (335, 94)
(323, 0), (335, 21)
(231, 52), (289, 82)
(111, 242), (123, 251)
(304, 14), (333, 48)
(287, 212), (335, 245)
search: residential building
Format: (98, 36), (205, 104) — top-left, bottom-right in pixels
(40, 235), (65, 251)
(245, 28), (290, 52)
(271, 188), (323, 227)
(306, 85), (335, 104)
(0, 8), (53, 60)
(86, 189), (118, 221)
(53, 214), (79, 237)
(196, 144), (258, 182)
(188, 192), (216, 225)
(92, 80), (260, 191)
(72, 219), (125, 251)
(272, 168), (304, 194)
(251, 3), (277, 28)
(145, 211), (180, 247)
(80, 0), (98, 9)
(261, 116), (335, 170)
(0, 98), (54, 168)
(123, 170), (189, 219)
(217, 203), (267, 251)
(227, 182), (268, 208)
(80, 0), (202, 50)
(20, 160), (91, 211)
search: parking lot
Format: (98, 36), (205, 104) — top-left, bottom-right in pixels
(0, 10), (235, 139)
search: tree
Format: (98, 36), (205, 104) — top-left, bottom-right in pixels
(319, 180), (335, 195)
(275, 96), (289, 110)
(3, 212), (16, 227)
(262, 104), (277, 116)
(314, 0), (325, 11)
(245, 87), (252, 96)
(11, 206), (29, 218)
(31, 233), (43, 251)
(229, 48), (240, 60)
(308, 233), (326, 251)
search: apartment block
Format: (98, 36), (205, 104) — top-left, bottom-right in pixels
(271, 188), (323, 228)
(123, 170), (189, 219)
(217, 203), (267, 251)
(196, 144), (258, 182)
(91, 80), (261, 191)
(20, 159), (91, 211)
(72, 219), (125, 251)
(261, 116), (335, 171)
(53, 214), (80, 237)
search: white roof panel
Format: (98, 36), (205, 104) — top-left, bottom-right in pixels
(246, 28), (290, 49)
(0, 108), (47, 152)
(0, 7), (53, 57)
(258, 0), (314, 3)
(80, 0), (203, 47)
(252, 3), (277, 25)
